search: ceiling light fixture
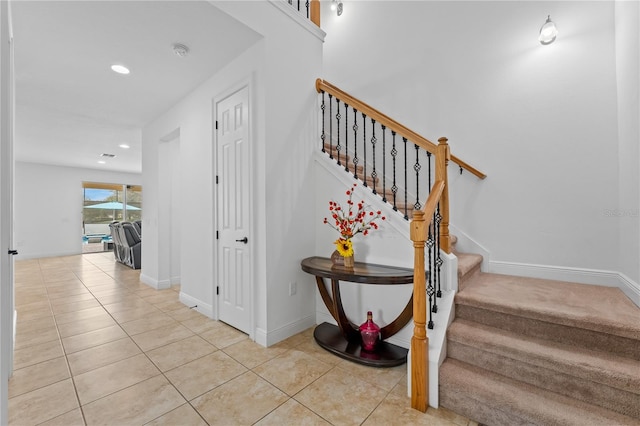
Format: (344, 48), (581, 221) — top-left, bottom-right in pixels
(539, 15), (558, 45)
(119, 144), (130, 149)
(330, 0), (343, 16)
(97, 160), (106, 164)
(111, 64), (130, 75)
(173, 43), (190, 57)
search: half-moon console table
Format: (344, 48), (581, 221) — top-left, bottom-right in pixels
(300, 256), (414, 367)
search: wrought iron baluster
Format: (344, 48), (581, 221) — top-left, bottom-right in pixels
(371, 118), (377, 194)
(414, 144), (422, 210)
(362, 112), (367, 187)
(435, 204), (443, 299)
(320, 91), (326, 152)
(381, 125), (387, 202)
(427, 152), (432, 189)
(427, 224), (435, 329)
(391, 131), (398, 211)
(335, 98), (342, 166)
(428, 151), (442, 302)
(344, 103), (349, 173)
(352, 109), (359, 179)
(306, 0), (310, 18)
(403, 137), (408, 220)
(328, 94), (333, 159)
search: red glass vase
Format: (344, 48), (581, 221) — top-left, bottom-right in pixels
(359, 311), (381, 352)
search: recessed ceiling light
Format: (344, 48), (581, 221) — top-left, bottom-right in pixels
(119, 144), (130, 149)
(97, 160), (106, 164)
(111, 64), (130, 75)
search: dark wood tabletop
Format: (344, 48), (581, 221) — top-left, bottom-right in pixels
(300, 256), (414, 285)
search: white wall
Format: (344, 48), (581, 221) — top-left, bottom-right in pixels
(14, 161), (141, 259)
(615, 1), (640, 285)
(143, 2), (324, 345)
(323, 2), (623, 278)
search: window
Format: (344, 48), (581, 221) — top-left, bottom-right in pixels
(82, 182), (142, 251)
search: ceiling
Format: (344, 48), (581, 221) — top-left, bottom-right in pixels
(11, 1), (262, 174)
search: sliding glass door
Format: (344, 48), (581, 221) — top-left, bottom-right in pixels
(82, 182), (142, 252)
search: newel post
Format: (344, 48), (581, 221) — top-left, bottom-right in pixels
(436, 137), (451, 254)
(310, 0), (321, 27)
(410, 209), (428, 412)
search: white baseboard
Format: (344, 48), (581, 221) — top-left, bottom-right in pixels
(170, 276), (181, 285)
(489, 260), (640, 308)
(140, 273), (171, 290)
(15, 249), (82, 260)
(449, 224), (491, 272)
(257, 315), (316, 347)
(254, 328), (268, 347)
(619, 273), (640, 307)
(178, 292), (213, 319)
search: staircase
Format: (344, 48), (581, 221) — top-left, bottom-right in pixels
(322, 142), (416, 217)
(316, 78), (639, 421)
(440, 242), (640, 425)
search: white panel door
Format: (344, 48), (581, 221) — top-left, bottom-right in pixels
(216, 86), (251, 334)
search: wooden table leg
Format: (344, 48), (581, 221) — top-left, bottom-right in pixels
(330, 278), (359, 341)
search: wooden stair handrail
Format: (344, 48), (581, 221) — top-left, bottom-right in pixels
(410, 137), (451, 412)
(316, 78), (486, 180)
(410, 179), (445, 412)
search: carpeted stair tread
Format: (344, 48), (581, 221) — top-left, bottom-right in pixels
(447, 319), (640, 419)
(456, 253), (482, 277)
(439, 359), (640, 426)
(455, 273), (640, 340)
(448, 319), (640, 396)
(455, 252), (482, 291)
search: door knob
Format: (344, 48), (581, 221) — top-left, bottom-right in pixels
(8, 250), (18, 255)
(235, 237), (248, 244)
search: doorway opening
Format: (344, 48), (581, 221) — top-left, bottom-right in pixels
(82, 182), (142, 253)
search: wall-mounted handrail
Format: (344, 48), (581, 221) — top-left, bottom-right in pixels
(316, 78), (486, 180)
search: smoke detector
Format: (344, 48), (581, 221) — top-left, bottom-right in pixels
(173, 43), (190, 57)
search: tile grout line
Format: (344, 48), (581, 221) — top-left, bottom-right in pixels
(15, 254), (457, 426)
(72, 256), (187, 424)
(72, 255), (214, 425)
(40, 257), (88, 426)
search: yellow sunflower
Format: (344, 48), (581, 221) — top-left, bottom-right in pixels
(334, 238), (354, 257)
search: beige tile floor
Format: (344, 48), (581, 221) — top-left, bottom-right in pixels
(9, 252), (477, 426)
